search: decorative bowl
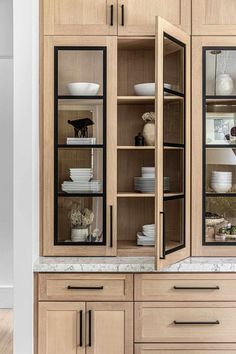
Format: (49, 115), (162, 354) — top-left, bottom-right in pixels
(68, 82), (100, 96)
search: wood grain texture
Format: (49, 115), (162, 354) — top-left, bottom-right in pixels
(192, 0), (236, 35)
(135, 273), (236, 301)
(86, 302), (133, 354)
(38, 273), (133, 301)
(117, 0), (191, 35)
(135, 343), (236, 353)
(43, 0), (117, 35)
(0, 310), (13, 354)
(135, 302), (236, 343)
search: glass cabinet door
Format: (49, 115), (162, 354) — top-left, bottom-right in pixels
(203, 48), (236, 245)
(155, 17), (190, 268)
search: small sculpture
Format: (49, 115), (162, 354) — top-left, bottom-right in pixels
(134, 132), (145, 146)
(68, 118), (94, 138)
(142, 112), (155, 146)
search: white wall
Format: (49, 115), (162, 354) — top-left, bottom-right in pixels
(13, 0), (39, 352)
(0, 0), (13, 308)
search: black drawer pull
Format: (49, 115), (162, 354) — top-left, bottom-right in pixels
(173, 286), (220, 290)
(67, 286), (104, 290)
(121, 4), (124, 26)
(174, 320), (220, 325)
(88, 310), (92, 347)
(110, 205), (113, 248)
(79, 310), (83, 347)
(110, 5), (114, 26)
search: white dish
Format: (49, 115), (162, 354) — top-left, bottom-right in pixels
(68, 82), (100, 96)
(134, 83), (155, 96)
(211, 183), (232, 193)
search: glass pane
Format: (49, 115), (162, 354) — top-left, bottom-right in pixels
(164, 100), (184, 145)
(205, 197), (236, 243)
(57, 197), (104, 244)
(206, 148), (236, 194)
(58, 49), (104, 96)
(164, 149), (184, 194)
(58, 148), (103, 194)
(164, 198), (184, 253)
(163, 35), (185, 94)
(58, 99), (103, 145)
(205, 49), (236, 96)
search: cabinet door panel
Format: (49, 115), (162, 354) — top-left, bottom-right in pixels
(192, 0), (236, 35)
(118, 0), (191, 35)
(87, 302), (133, 354)
(43, 0), (117, 35)
(135, 344), (236, 354)
(38, 302), (85, 354)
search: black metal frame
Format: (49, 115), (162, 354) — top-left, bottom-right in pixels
(54, 46), (107, 246)
(202, 46), (236, 246)
(162, 33), (186, 256)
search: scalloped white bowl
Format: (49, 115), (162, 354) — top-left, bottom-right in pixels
(68, 82), (100, 96)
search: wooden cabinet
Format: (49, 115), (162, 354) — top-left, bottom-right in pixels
(118, 0), (191, 35)
(192, 0), (236, 35)
(42, 0), (117, 35)
(135, 344), (236, 354)
(38, 301), (133, 354)
(38, 302), (86, 354)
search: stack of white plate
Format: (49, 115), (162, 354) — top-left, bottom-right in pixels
(62, 180), (101, 193)
(67, 137), (96, 145)
(164, 177), (170, 192)
(134, 167), (155, 193)
(210, 171), (232, 193)
(137, 224), (155, 246)
(70, 168), (93, 182)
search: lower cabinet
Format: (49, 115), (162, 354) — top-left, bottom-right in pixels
(135, 344), (236, 354)
(38, 301), (133, 354)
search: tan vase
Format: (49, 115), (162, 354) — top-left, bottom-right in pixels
(143, 122), (155, 146)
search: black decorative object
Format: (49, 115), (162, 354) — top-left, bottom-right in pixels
(135, 132), (144, 146)
(68, 118), (94, 138)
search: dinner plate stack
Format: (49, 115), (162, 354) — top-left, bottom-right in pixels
(134, 167), (155, 193)
(70, 168), (93, 182)
(62, 180), (101, 193)
(137, 224), (155, 246)
(67, 137), (96, 145)
(164, 176), (170, 192)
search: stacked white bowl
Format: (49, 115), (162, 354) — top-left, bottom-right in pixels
(211, 171), (232, 193)
(61, 168), (102, 193)
(70, 168), (93, 182)
(137, 224), (155, 246)
(134, 167), (155, 193)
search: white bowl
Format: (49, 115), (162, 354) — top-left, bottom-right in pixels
(68, 82), (100, 96)
(211, 183), (232, 193)
(211, 171), (232, 176)
(134, 83), (155, 96)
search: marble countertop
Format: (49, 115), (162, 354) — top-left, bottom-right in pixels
(34, 256), (236, 273)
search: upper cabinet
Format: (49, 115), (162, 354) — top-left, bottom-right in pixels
(192, 0), (236, 35)
(42, 0), (118, 35)
(42, 0), (191, 36)
(118, 0), (191, 36)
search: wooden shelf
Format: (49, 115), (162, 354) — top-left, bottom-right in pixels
(117, 192), (155, 197)
(164, 192), (184, 198)
(117, 240), (155, 257)
(165, 240), (183, 252)
(117, 146), (155, 150)
(117, 95), (183, 105)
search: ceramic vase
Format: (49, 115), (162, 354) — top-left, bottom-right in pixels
(143, 122), (155, 146)
(71, 227), (88, 242)
(216, 74), (234, 95)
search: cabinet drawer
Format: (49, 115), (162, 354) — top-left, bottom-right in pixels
(135, 344), (236, 354)
(38, 273), (133, 301)
(135, 302), (236, 343)
(135, 274), (236, 301)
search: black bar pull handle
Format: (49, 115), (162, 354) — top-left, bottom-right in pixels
(174, 286), (220, 290)
(79, 310), (83, 347)
(110, 205), (113, 248)
(88, 310), (92, 347)
(174, 320), (220, 325)
(67, 286), (104, 290)
(160, 211), (165, 259)
(121, 4), (124, 26)
(110, 5), (114, 26)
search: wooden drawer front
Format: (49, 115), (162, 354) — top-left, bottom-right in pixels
(135, 302), (236, 343)
(38, 273), (133, 301)
(135, 344), (236, 354)
(135, 274), (236, 301)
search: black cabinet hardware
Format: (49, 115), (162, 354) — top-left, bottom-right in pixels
(110, 5), (114, 26)
(88, 310), (92, 347)
(174, 320), (220, 325)
(79, 310), (83, 347)
(121, 4), (124, 26)
(110, 205), (113, 247)
(173, 286), (220, 290)
(67, 286), (104, 290)
(160, 211), (165, 259)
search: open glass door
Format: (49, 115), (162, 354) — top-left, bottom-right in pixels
(155, 17), (191, 269)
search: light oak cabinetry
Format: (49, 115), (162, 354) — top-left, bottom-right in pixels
(42, 0), (191, 36)
(135, 344), (236, 354)
(192, 0), (236, 35)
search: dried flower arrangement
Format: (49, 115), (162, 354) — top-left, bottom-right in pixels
(69, 203), (94, 229)
(142, 112), (155, 123)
